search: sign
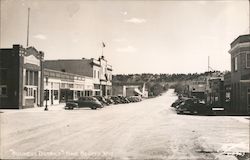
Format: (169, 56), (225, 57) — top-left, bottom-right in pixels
(24, 55), (40, 66)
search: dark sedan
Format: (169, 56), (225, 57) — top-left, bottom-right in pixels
(176, 98), (211, 115)
(65, 97), (103, 110)
(110, 96), (119, 104)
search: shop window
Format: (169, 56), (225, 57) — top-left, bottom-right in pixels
(25, 70), (38, 86)
(0, 85), (7, 96)
(77, 91), (81, 98)
(54, 90), (59, 100)
(95, 91), (100, 96)
(26, 88), (33, 97)
(0, 69), (7, 97)
(94, 84), (100, 89)
(246, 53), (250, 68)
(26, 70), (29, 85)
(94, 70), (96, 78)
(85, 91), (88, 96)
(0, 69), (7, 85)
(233, 56), (238, 71)
(34, 71), (38, 86)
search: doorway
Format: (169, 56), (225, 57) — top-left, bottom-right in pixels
(33, 89), (37, 105)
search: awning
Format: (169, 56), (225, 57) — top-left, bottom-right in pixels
(134, 88), (143, 95)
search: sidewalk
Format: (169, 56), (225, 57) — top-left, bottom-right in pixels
(0, 103), (66, 114)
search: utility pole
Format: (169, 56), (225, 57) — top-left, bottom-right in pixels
(26, 8), (30, 47)
(208, 56), (210, 72)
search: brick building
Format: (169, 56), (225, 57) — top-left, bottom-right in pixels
(228, 34), (250, 114)
(0, 45), (44, 109)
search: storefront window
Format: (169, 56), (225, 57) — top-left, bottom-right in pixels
(0, 69), (7, 97)
(246, 53), (250, 68)
(25, 70), (38, 86)
(54, 90), (59, 100)
(77, 91), (81, 98)
(0, 85), (7, 96)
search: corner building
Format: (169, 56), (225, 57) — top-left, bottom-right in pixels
(0, 45), (44, 109)
(228, 34), (250, 114)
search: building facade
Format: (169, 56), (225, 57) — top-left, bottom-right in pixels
(0, 44), (113, 109)
(43, 69), (94, 106)
(228, 34), (250, 114)
(0, 45), (44, 109)
(44, 56), (112, 97)
(188, 80), (206, 100)
(206, 78), (225, 108)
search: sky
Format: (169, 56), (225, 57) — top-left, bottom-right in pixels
(0, 0), (249, 74)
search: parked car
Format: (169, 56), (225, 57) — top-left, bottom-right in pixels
(110, 96), (121, 104)
(93, 96), (109, 106)
(127, 96), (136, 102)
(104, 97), (114, 105)
(118, 96), (130, 103)
(171, 97), (189, 108)
(127, 96), (142, 102)
(176, 98), (211, 115)
(65, 97), (103, 110)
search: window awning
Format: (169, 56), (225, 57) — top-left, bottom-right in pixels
(134, 88), (143, 95)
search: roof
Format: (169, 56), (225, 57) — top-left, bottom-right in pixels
(230, 34), (250, 48)
(44, 59), (93, 77)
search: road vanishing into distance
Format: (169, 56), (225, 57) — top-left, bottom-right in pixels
(0, 89), (249, 160)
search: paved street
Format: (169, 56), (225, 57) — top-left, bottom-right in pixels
(0, 89), (249, 160)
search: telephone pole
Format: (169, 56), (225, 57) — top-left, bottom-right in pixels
(26, 8), (30, 47)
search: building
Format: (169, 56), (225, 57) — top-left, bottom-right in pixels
(228, 34), (250, 114)
(112, 84), (143, 97)
(206, 77), (225, 108)
(0, 45), (44, 109)
(224, 72), (231, 110)
(43, 69), (94, 106)
(188, 80), (206, 100)
(0, 44), (113, 109)
(44, 56), (112, 97)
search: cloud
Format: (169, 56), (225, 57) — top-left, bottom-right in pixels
(116, 46), (137, 53)
(124, 18), (146, 24)
(33, 34), (47, 40)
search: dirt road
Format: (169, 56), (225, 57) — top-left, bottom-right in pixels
(0, 89), (249, 159)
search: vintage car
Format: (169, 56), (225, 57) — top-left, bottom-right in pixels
(176, 98), (211, 115)
(93, 96), (109, 106)
(65, 97), (103, 110)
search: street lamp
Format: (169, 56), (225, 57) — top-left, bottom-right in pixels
(44, 76), (49, 111)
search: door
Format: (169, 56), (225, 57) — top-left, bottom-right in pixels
(51, 90), (54, 105)
(33, 89), (37, 104)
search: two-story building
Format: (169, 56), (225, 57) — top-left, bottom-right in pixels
(43, 69), (94, 106)
(0, 45), (44, 109)
(44, 56), (112, 97)
(228, 34), (250, 114)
